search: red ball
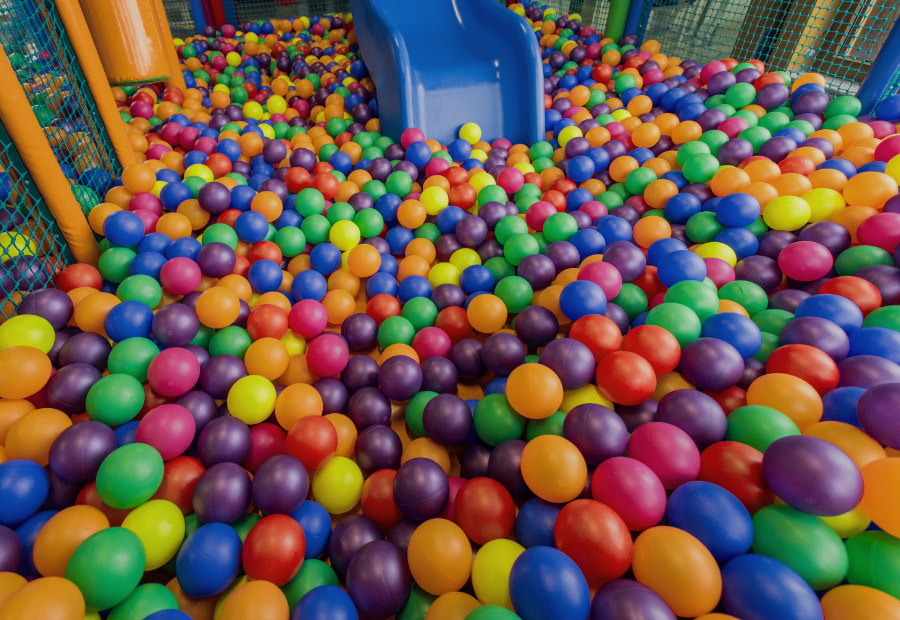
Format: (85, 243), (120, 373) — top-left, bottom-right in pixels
(366, 293), (401, 326)
(286, 415), (338, 471)
(242, 423), (287, 473)
(554, 498), (632, 588)
(706, 386), (747, 414)
(765, 344), (839, 395)
(247, 304), (289, 340)
(247, 240), (283, 265)
(435, 306), (473, 343)
(698, 441), (775, 513)
(818, 276), (882, 316)
(568, 314), (623, 362)
(595, 351), (657, 406)
(284, 167), (312, 193)
(152, 455), (205, 515)
(55, 263), (102, 292)
(242, 514), (306, 586)
(622, 325), (681, 375)
(360, 468), (405, 530)
(453, 477), (516, 545)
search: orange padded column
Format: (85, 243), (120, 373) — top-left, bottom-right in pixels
(153, 0), (188, 92)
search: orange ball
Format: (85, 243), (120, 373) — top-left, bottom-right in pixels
(196, 286), (241, 329)
(324, 413), (358, 458)
(322, 289), (356, 325)
(643, 179), (679, 209)
(250, 190), (284, 222)
(672, 121), (702, 144)
(5, 407), (71, 466)
(609, 156), (639, 183)
(33, 506), (110, 577)
(121, 163), (156, 194)
(842, 171), (899, 208)
(631, 122), (661, 148)
(0, 576), (85, 620)
(275, 383), (323, 430)
(155, 212), (193, 239)
(219, 580), (289, 620)
(402, 438), (452, 473)
(244, 337), (290, 381)
(73, 292), (119, 335)
(746, 373), (822, 430)
(408, 519), (473, 595)
(744, 159), (781, 183)
(831, 205), (878, 243)
(505, 363), (564, 419)
(709, 167), (751, 197)
(633, 215), (672, 248)
(467, 294), (508, 333)
(520, 435), (588, 503)
(347, 244), (381, 277)
(0, 399), (34, 444)
(398, 199), (427, 229)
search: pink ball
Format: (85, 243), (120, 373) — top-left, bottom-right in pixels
(160, 257), (202, 295)
(704, 257), (736, 288)
(288, 299), (328, 338)
(627, 422), (701, 490)
(306, 333), (349, 377)
(133, 209), (160, 234)
(130, 100), (153, 119)
(195, 137), (217, 155)
(178, 127), (200, 150)
(718, 117), (750, 139)
(425, 158), (451, 178)
(492, 138), (512, 150)
(129, 192), (163, 215)
(400, 128), (426, 148)
(700, 62), (728, 83)
(147, 347), (201, 397)
(578, 261), (623, 300)
(497, 167), (525, 194)
(412, 326), (452, 360)
(777, 240), (834, 281)
(643, 69), (665, 86)
(857, 212), (900, 253)
(136, 403), (196, 460)
(146, 144), (171, 160)
(525, 201), (558, 231)
(159, 123), (182, 145)
(579, 201), (608, 222)
(591, 456), (667, 530)
(606, 122), (626, 139)
(869, 120), (897, 139)
(874, 135), (900, 161)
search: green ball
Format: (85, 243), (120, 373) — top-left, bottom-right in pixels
(725, 405), (801, 452)
(202, 223), (238, 249)
(698, 130), (729, 155)
(753, 309), (794, 336)
(752, 504), (848, 590)
(526, 410), (566, 440)
(740, 126), (772, 153)
(825, 95), (861, 119)
(190, 324), (215, 349)
(398, 584), (438, 620)
(414, 222), (442, 244)
(273, 226), (306, 257)
(232, 512), (261, 543)
(478, 185), (509, 207)
(864, 306), (900, 332)
(614, 73), (637, 93)
(758, 111), (791, 133)
(86, 373), (145, 426)
(325, 117), (347, 137)
(362, 179), (387, 200)
(725, 82), (757, 108)
(732, 110), (759, 127)
(598, 191), (624, 208)
(355, 208), (384, 238)
(494, 276), (533, 314)
(677, 141), (712, 167)
(301, 214), (332, 245)
(531, 231), (549, 255)
(378, 315), (416, 348)
(466, 605), (522, 619)
(326, 201), (355, 225)
(318, 143), (339, 163)
(65, 527), (146, 612)
(108, 338), (160, 383)
(664, 280), (719, 322)
(208, 326), (252, 359)
(543, 212), (578, 243)
(822, 114), (858, 130)
(609, 183), (630, 199)
(624, 167), (657, 196)
(682, 154), (721, 184)
(745, 216), (769, 236)
(183, 175), (206, 199)
(645, 302), (702, 348)
(282, 559), (341, 610)
(835, 245), (894, 276)
(402, 297), (438, 331)
(386, 170), (414, 196)
(96, 443), (164, 509)
(718, 280), (768, 317)
(845, 531), (900, 600)
(495, 215), (529, 245)
(230, 86), (248, 103)
(296, 187), (326, 216)
(529, 141), (554, 161)
(485, 256), (516, 283)
(117, 274), (162, 307)
(611, 283), (648, 321)
(786, 119), (816, 136)
(473, 393), (526, 446)
(405, 391), (438, 437)
(72, 185), (100, 211)
(98, 247), (136, 283)
(753, 331), (780, 363)
(108, 583), (179, 620)
(504, 233), (540, 267)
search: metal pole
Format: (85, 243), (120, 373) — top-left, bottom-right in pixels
(857, 15), (900, 115)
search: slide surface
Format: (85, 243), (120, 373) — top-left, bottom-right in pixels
(349, 0), (545, 146)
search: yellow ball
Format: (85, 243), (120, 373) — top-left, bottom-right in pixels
(311, 456), (363, 514)
(242, 101), (264, 121)
(694, 242), (737, 267)
(513, 162), (535, 175)
(459, 122), (482, 145)
(471, 539), (524, 609)
(267, 95), (287, 115)
(803, 188), (845, 223)
(611, 109), (632, 121)
(184, 164), (214, 183)
(0, 315), (55, 353)
(470, 172), (496, 193)
(450, 248), (481, 271)
(213, 84), (230, 93)
(818, 504), (871, 539)
(557, 125), (583, 147)
(226, 51), (242, 67)
(226, 375), (277, 424)
(421, 186), (449, 216)
(122, 499), (185, 570)
(0, 232), (36, 260)
(470, 149), (488, 163)
(763, 195), (811, 231)
(886, 153), (900, 184)
(560, 384), (615, 412)
(259, 123), (275, 139)
(428, 262), (461, 288)
(151, 180), (167, 198)
(329, 220), (361, 251)
(281, 331), (306, 356)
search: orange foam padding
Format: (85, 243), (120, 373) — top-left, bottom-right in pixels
(77, 0), (171, 85)
(54, 0), (137, 169)
(152, 0), (188, 92)
(0, 45), (100, 265)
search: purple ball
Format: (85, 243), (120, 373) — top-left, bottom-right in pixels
(45, 362), (101, 415)
(602, 241), (646, 283)
(263, 139), (287, 164)
(756, 83), (789, 109)
(456, 215), (488, 247)
(192, 461), (252, 523)
(449, 338), (485, 380)
(759, 136), (797, 163)
(196, 242), (236, 277)
(378, 355), (422, 401)
(488, 439), (532, 500)
(738, 357), (766, 390)
(251, 454), (309, 515)
(152, 304), (199, 347)
(435, 234), (463, 262)
(347, 540), (411, 619)
(48, 420), (117, 482)
(199, 354), (247, 399)
(792, 90), (830, 115)
(779, 316), (850, 362)
(0, 525), (22, 573)
(342, 355), (380, 393)
(769, 289), (811, 312)
(706, 71), (736, 95)
(460, 442), (492, 479)
(604, 302), (630, 335)
(717, 139), (754, 166)
(431, 284), (466, 311)
(591, 579), (677, 620)
(697, 109), (727, 132)
(545, 241), (581, 272)
(798, 222), (852, 256)
(757, 230), (797, 259)
(838, 355), (900, 388)
(617, 399), (658, 432)
(329, 515), (383, 579)
(422, 394), (472, 446)
(655, 389), (727, 450)
(539, 338), (596, 390)
(175, 390), (219, 434)
(197, 416), (251, 467)
(481, 332), (526, 377)
(393, 457), (449, 521)
(387, 519), (417, 555)
(57, 332), (111, 370)
(762, 435), (863, 516)
(420, 356), (459, 394)
(856, 265), (900, 306)
(315, 378), (349, 414)
(857, 383), (900, 449)
(734, 255), (782, 294)
(46, 469), (83, 510)
(515, 305), (559, 347)
(17, 288), (73, 329)
(800, 137), (835, 158)
(679, 338), (745, 391)
(355, 424), (402, 474)
(347, 386), (392, 429)
(341, 313), (377, 351)
(562, 403), (627, 465)
(517, 253), (557, 290)
(682, 183), (714, 203)
(198, 183), (232, 216)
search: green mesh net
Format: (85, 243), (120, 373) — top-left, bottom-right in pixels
(546, 0), (612, 29)
(232, 0), (350, 23)
(0, 121), (72, 320)
(163, 0), (199, 38)
(0, 0), (121, 209)
(636, 0), (900, 96)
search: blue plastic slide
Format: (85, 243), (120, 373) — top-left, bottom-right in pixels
(348, 0), (545, 146)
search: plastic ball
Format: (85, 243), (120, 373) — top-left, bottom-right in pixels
(591, 456), (667, 531)
(175, 522), (242, 598)
(407, 518), (472, 595)
(65, 527), (146, 611)
(508, 546), (591, 620)
(311, 456), (363, 514)
(520, 435), (587, 503)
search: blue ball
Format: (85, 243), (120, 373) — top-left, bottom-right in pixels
(183, 151), (207, 167)
(657, 250), (707, 287)
(129, 251), (167, 279)
(660, 170), (687, 189)
(460, 265), (495, 295)
(509, 546), (591, 620)
(296, 585), (358, 620)
(701, 312), (763, 359)
(821, 386), (865, 426)
(448, 139), (473, 162)
(816, 158), (856, 177)
(115, 420), (140, 446)
(246, 259), (283, 293)
(715, 227), (759, 260)
(310, 242), (343, 275)
(664, 193), (702, 224)
(175, 523), (242, 598)
(365, 272), (399, 298)
(160, 181), (194, 211)
(166, 237), (203, 261)
(292, 500), (332, 559)
(378, 253), (398, 276)
(721, 554), (822, 620)
(103, 211), (145, 247)
(436, 205), (466, 234)
(586, 147), (610, 173)
(667, 481), (753, 563)
(14, 510), (55, 575)
(145, 611), (192, 620)
(485, 377), (507, 396)
(875, 94), (900, 122)
(569, 228), (606, 261)
(794, 294), (864, 333)
(292, 270), (328, 301)
(398, 275), (432, 302)
(329, 151), (353, 175)
(559, 280), (607, 321)
(405, 142), (432, 167)
(234, 211), (270, 243)
(566, 188), (594, 211)
(596, 215), (633, 243)
(386, 227), (414, 254)
(515, 499), (562, 548)
(231, 185), (257, 211)
(0, 460), (49, 527)
(375, 194), (402, 224)
(716, 193), (761, 227)
(567, 156), (595, 183)
(104, 300), (154, 341)
(848, 326), (900, 365)
(274, 209), (302, 229)
(216, 138), (242, 162)
(647, 237), (688, 266)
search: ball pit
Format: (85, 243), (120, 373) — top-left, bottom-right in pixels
(3, 1), (900, 618)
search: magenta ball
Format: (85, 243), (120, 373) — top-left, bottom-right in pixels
(159, 257), (202, 295)
(857, 212), (900, 253)
(136, 404), (196, 460)
(147, 347), (201, 397)
(591, 456), (667, 531)
(411, 326), (452, 360)
(578, 260), (623, 300)
(627, 422), (702, 490)
(777, 241), (834, 281)
(306, 333), (350, 377)
(289, 299), (329, 339)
